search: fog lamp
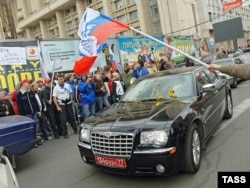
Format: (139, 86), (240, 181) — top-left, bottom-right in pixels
(82, 156), (87, 162)
(156, 164), (165, 173)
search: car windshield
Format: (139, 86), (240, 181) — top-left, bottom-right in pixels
(121, 73), (195, 102)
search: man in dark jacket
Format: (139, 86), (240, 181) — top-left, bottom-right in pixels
(42, 78), (60, 139)
(17, 79), (41, 119)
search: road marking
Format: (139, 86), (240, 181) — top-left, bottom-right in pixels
(213, 99), (250, 136)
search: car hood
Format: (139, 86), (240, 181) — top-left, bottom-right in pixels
(84, 100), (190, 131)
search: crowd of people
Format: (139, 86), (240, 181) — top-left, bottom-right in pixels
(0, 58), (177, 147)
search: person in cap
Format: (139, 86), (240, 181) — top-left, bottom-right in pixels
(42, 78), (60, 139)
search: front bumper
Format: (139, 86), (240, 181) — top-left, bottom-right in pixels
(78, 142), (181, 176)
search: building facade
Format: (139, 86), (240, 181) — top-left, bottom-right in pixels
(1, 0), (250, 51)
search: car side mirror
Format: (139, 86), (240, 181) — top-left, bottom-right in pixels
(219, 74), (227, 80)
(201, 83), (216, 93)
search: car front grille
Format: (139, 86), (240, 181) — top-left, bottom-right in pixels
(91, 132), (134, 158)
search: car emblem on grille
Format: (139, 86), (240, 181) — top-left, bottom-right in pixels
(104, 131), (112, 138)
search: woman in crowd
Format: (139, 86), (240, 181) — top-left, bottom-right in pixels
(0, 88), (15, 117)
(94, 72), (110, 113)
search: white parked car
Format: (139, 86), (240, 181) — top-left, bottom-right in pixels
(0, 147), (19, 188)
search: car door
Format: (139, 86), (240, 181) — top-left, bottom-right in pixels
(195, 69), (225, 138)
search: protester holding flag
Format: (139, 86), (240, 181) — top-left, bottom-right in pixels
(42, 78), (60, 139)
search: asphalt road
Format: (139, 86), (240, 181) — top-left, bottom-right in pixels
(15, 80), (250, 188)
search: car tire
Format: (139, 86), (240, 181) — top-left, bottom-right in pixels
(231, 78), (238, 88)
(223, 92), (233, 119)
(184, 123), (201, 173)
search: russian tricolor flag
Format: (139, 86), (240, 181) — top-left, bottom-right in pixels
(74, 8), (130, 75)
(78, 8), (130, 45)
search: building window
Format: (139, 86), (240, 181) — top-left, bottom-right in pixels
(75, 18), (78, 25)
(115, 0), (123, 9)
(152, 22), (161, 35)
(48, 18), (52, 25)
(133, 27), (141, 36)
(151, 5), (159, 17)
(66, 21), (73, 30)
(128, 0), (135, 4)
(130, 10), (138, 21)
(50, 30), (54, 36)
(120, 30), (129, 36)
(47, 16), (56, 25)
(55, 27), (59, 33)
(65, 9), (71, 16)
(72, 6), (77, 12)
(98, 7), (104, 13)
(88, 0), (92, 5)
(117, 15), (126, 22)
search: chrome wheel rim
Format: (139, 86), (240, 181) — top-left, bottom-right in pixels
(192, 129), (200, 166)
(227, 95), (233, 115)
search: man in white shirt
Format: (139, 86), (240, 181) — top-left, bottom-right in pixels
(53, 74), (78, 138)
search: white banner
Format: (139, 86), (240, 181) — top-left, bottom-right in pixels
(0, 47), (26, 65)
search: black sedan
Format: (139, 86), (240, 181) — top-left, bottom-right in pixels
(77, 66), (233, 176)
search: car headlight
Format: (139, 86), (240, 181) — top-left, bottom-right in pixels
(140, 131), (168, 146)
(80, 128), (90, 142)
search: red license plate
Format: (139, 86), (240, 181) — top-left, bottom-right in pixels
(95, 156), (127, 168)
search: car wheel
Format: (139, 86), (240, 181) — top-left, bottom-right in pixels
(184, 123), (201, 173)
(223, 92), (233, 119)
(231, 78), (238, 88)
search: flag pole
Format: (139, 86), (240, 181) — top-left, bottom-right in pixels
(129, 27), (208, 67)
(14, 65), (17, 85)
(50, 70), (55, 101)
